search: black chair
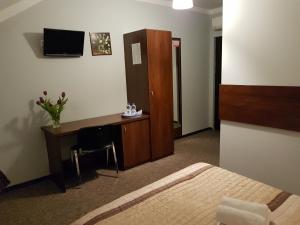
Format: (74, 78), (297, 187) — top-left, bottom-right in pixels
(70, 125), (118, 180)
(0, 170), (10, 192)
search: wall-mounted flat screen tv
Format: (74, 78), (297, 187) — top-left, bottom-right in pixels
(43, 28), (85, 56)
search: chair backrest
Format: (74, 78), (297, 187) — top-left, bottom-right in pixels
(77, 125), (114, 150)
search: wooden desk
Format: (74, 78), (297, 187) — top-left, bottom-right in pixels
(41, 113), (150, 192)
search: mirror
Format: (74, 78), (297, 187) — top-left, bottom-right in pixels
(172, 38), (182, 139)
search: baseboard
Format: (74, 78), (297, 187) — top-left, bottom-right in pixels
(2, 175), (50, 193)
(180, 127), (213, 138)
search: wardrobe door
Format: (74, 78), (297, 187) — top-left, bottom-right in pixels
(147, 30), (174, 160)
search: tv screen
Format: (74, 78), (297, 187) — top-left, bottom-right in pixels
(43, 28), (85, 56)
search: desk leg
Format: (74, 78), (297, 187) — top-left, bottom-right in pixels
(44, 132), (66, 192)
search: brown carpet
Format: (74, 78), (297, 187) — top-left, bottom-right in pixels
(0, 130), (219, 225)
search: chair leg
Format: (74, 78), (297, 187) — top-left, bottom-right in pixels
(111, 142), (119, 174)
(106, 148), (109, 167)
(74, 150), (81, 178)
(70, 151), (74, 164)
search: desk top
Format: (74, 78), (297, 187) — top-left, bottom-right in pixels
(41, 113), (149, 137)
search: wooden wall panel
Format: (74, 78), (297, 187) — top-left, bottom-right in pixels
(219, 85), (300, 132)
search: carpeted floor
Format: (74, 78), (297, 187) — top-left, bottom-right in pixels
(0, 130), (219, 225)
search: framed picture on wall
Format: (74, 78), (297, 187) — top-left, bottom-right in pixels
(89, 32), (112, 56)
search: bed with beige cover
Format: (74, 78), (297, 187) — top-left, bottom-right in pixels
(71, 163), (300, 225)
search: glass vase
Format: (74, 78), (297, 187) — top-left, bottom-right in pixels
(52, 118), (60, 128)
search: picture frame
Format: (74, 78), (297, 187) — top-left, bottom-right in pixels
(89, 32), (112, 56)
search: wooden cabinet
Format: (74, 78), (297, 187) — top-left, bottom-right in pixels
(123, 29), (174, 160)
(121, 119), (150, 169)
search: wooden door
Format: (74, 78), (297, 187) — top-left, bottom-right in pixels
(121, 119), (150, 169)
(146, 30), (174, 160)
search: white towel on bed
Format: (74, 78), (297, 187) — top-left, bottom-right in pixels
(220, 197), (271, 220)
(216, 205), (269, 225)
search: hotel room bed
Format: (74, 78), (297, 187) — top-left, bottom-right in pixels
(71, 163), (300, 225)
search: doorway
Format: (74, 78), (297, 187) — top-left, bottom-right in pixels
(172, 38), (182, 138)
(214, 36), (222, 130)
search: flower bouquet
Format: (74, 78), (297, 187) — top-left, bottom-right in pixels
(36, 91), (68, 128)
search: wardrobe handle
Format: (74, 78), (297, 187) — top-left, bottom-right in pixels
(124, 126), (126, 133)
(150, 90), (154, 96)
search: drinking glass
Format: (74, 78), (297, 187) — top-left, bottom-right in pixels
(126, 104), (132, 115)
(131, 103), (137, 115)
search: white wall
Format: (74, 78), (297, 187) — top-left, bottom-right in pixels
(212, 15), (222, 30)
(221, 0), (300, 194)
(0, 0), (211, 185)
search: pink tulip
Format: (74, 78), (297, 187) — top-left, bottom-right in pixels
(39, 97), (45, 103)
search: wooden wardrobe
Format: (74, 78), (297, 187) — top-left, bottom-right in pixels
(123, 29), (174, 160)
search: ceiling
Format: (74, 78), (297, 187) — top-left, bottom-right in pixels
(0, 0), (223, 12)
(163, 0), (222, 10)
(0, 0), (20, 11)
(0, 0), (223, 18)
(194, 0), (222, 9)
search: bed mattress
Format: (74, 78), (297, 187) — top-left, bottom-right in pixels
(71, 163), (300, 225)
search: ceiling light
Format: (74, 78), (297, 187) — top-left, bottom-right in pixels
(172, 0), (193, 10)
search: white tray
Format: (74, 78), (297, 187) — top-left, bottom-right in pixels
(121, 110), (142, 118)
